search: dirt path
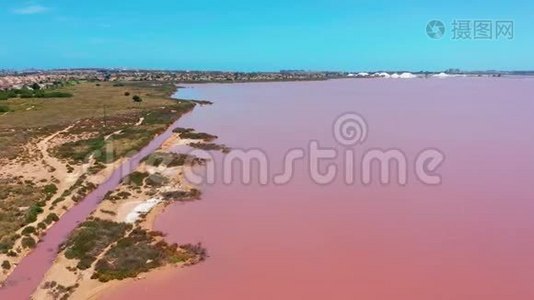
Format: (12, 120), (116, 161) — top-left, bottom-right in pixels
(36, 123), (78, 192)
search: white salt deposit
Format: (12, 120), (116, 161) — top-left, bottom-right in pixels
(399, 72), (417, 79)
(433, 72), (450, 78)
(377, 72), (391, 78)
(125, 198), (162, 223)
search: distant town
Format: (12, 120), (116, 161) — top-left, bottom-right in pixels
(1, 68), (533, 90)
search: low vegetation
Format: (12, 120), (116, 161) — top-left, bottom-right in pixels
(0, 179), (59, 253)
(2, 260), (11, 270)
(21, 236), (36, 249)
(92, 228), (199, 282)
(125, 171), (149, 186)
(61, 219), (206, 283)
(41, 281), (79, 300)
(161, 188), (202, 201)
(53, 101), (196, 164)
(54, 137), (105, 162)
(142, 152), (206, 168)
(0, 87), (72, 100)
(0, 89), (18, 100)
(172, 127), (218, 141)
(145, 173), (168, 187)
(190, 100), (213, 105)
(62, 219), (131, 270)
(189, 142), (231, 153)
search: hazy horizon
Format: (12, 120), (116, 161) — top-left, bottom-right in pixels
(2, 67), (533, 73)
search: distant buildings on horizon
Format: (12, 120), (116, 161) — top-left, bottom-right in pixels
(1, 68), (533, 90)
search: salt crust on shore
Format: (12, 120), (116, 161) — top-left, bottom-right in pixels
(125, 198), (163, 223)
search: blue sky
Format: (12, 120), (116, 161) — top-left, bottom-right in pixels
(1, 0), (533, 71)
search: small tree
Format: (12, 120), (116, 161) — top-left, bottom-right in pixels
(21, 226), (36, 235)
(2, 260), (11, 270)
(21, 236), (36, 249)
(31, 83), (41, 90)
(132, 95), (142, 103)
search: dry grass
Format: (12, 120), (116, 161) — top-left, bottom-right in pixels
(0, 81), (184, 160)
(0, 81), (176, 129)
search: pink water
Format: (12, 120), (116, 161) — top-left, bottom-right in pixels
(103, 78), (534, 300)
(6, 78), (534, 300)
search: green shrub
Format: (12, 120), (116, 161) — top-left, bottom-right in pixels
(9, 90), (73, 99)
(55, 137), (106, 162)
(143, 152), (205, 168)
(21, 226), (36, 235)
(41, 92), (73, 98)
(43, 184), (58, 200)
(0, 89), (19, 100)
(145, 174), (167, 187)
(19, 89), (35, 98)
(1, 260), (11, 270)
(25, 204), (44, 224)
(92, 228), (188, 282)
(161, 188), (201, 201)
(176, 130), (217, 141)
(63, 219), (131, 270)
(45, 213), (59, 224)
(189, 142), (231, 153)
(21, 236), (36, 248)
(0, 233), (20, 254)
(126, 171), (148, 186)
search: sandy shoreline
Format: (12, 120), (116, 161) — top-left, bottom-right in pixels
(0, 124), (128, 285)
(31, 129), (208, 300)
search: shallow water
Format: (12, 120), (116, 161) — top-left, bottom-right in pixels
(105, 78), (534, 300)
